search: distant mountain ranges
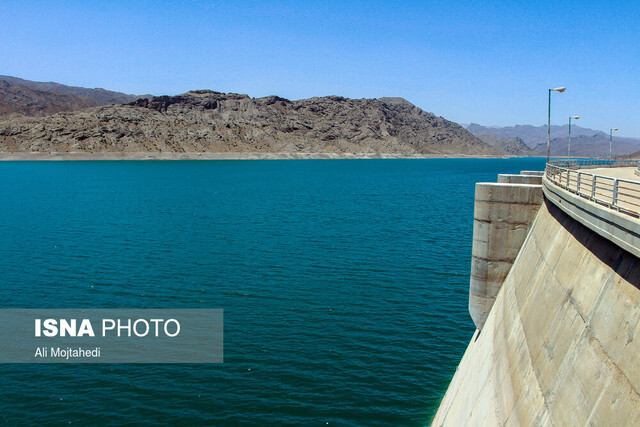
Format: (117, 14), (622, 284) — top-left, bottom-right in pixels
(0, 75), (147, 106)
(0, 75), (636, 158)
(465, 123), (640, 158)
(0, 80), (99, 116)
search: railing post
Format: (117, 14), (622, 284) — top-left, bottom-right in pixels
(566, 170), (570, 190)
(613, 179), (618, 208)
(591, 175), (596, 200)
(577, 172), (581, 195)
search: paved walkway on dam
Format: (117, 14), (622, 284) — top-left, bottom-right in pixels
(548, 166), (640, 218)
(578, 166), (639, 181)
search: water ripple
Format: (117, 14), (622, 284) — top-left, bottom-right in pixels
(0, 158), (546, 424)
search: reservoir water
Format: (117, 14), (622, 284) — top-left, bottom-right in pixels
(0, 158), (546, 425)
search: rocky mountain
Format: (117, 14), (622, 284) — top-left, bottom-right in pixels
(0, 90), (499, 156)
(626, 148), (640, 159)
(0, 80), (100, 116)
(475, 134), (536, 156)
(0, 75), (147, 105)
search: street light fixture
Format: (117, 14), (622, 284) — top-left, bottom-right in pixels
(547, 87), (566, 163)
(610, 128), (619, 163)
(568, 115), (580, 162)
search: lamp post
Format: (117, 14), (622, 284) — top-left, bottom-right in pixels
(568, 115), (580, 163)
(610, 128), (618, 163)
(547, 87), (566, 163)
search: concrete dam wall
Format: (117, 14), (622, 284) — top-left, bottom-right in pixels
(433, 168), (640, 425)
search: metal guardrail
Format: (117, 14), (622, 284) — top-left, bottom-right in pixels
(545, 160), (640, 217)
(549, 159), (639, 169)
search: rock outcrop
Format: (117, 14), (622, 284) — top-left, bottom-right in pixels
(0, 90), (500, 156)
(475, 134), (536, 156)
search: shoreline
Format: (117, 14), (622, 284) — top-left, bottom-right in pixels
(0, 151), (522, 161)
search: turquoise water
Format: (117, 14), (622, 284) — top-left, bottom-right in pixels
(0, 158), (546, 425)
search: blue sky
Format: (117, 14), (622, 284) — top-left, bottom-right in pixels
(1, 0), (639, 136)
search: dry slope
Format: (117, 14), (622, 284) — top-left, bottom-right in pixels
(0, 75), (143, 105)
(0, 90), (499, 155)
(0, 81), (99, 117)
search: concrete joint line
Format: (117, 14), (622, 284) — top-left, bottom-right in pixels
(472, 255), (518, 263)
(473, 217), (537, 227)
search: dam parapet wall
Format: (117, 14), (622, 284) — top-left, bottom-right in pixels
(497, 174), (542, 185)
(544, 162), (640, 257)
(520, 170), (544, 176)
